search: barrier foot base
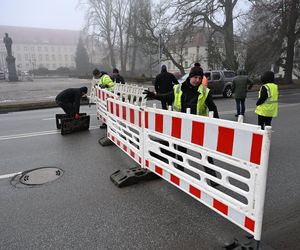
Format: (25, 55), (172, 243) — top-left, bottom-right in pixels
(224, 235), (273, 250)
(98, 136), (114, 146)
(110, 166), (160, 187)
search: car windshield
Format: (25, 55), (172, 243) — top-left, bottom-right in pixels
(223, 71), (236, 78)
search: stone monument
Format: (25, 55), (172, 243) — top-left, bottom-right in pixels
(3, 33), (18, 81)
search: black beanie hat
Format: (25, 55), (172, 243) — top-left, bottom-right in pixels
(113, 68), (119, 73)
(189, 66), (203, 78)
(261, 71), (274, 84)
(92, 68), (100, 76)
(80, 86), (88, 94)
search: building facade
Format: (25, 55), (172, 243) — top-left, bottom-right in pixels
(0, 25), (80, 72)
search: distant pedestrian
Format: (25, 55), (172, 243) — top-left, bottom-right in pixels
(111, 68), (125, 84)
(255, 71), (278, 129)
(56, 87), (88, 120)
(232, 70), (253, 117)
(154, 65), (179, 109)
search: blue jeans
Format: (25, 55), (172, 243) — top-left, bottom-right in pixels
(235, 98), (245, 115)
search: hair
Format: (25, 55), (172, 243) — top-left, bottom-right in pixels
(113, 68), (119, 73)
(194, 63), (201, 67)
(80, 86), (88, 94)
(92, 68), (100, 77)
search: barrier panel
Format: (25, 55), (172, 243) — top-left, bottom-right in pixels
(113, 83), (148, 106)
(95, 86), (118, 124)
(106, 98), (143, 165)
(104, 90), (271, 242)
(142, 107), (271, 241)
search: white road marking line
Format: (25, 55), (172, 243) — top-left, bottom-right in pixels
(0, 125), (100, 141)
(0, 171), (22, 180)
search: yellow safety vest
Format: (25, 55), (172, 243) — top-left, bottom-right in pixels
(173, 83), (209, 116)
(98, 74), (115, 92)
(255, 83), (278, 117)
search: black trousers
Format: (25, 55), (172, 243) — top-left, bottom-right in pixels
(56, 100), (75, 116)
(258, 115), (272, 130)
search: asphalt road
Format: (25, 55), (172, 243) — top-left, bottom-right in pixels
(0, 89), (299, 250)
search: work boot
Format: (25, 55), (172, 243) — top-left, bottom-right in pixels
(100, 123), (107, 129)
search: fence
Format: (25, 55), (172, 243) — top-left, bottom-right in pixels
(95, 84), (272, 242)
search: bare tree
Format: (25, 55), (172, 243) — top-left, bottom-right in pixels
(173, 0), (240, 70)
(83, 0), (117, 68)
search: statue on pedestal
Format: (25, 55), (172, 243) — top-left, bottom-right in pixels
(3, 33), (18, 81)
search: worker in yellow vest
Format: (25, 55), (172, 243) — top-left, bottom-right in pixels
(92, 68), (115, 92)
(255, 71), (278, 129)
(144, 65), (219, 187)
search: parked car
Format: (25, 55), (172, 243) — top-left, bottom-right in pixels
(0, 71), (5, 80)
(178, 70), (236, 98)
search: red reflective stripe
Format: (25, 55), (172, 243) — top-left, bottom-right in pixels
(250, 134), (263, 165)
(155, 114), (163, 133)
(139, 111), (142, 127)
(117, 140), (120, 146)
(213, 199), (228, 215)
(217, 127), (234, 155)
(110, 102), (114, 114)
(122, 106), (126, 120)
(145, 112), (148, 129)
(130, 108), (134, 124)
(116, 104), (120, 117)
(123, 144), (127, 152)
(155, 166), (163, 175)
(189, 185), (201, 199)
(171, 117), (182, 138)
(145, 160), (149, 167)
(139, 157), (141, 164)
(244, 217), (255, 232)
(130, 150), (135, 158)
(191, 121), (204, 146)
(102, 92), (105, 100)
(170, 174), (180, 185)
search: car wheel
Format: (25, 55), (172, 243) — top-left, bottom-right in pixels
(223, 86), (232, 98)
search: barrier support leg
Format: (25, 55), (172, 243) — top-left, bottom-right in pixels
(224, 236), (272, 250)
(98, 136), (114, 146)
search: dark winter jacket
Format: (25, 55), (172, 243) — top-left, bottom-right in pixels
(56, 88), (83, 113)
(154, 70), (179, 94)
(112, 74), (125, 84)
(232, 75), (253, 99)
(156, 78), (219, 118)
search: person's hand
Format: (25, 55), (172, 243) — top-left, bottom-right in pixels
(75, 113), (80, 120)
(143, 90), (156, 100)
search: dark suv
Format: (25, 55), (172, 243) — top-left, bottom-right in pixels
(178, 70), (236, 98)
(204, 70), (236, 98)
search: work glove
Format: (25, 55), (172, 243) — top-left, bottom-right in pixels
(143, 90), (156, 100)
(75, 113), (80, 120)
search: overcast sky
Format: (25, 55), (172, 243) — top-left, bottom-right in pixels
(0, 0), (85, 30)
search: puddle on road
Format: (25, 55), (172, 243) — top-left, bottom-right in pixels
(11, 167), (64, 187)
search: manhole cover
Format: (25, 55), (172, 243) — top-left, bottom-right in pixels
(11, 167), (63, 187)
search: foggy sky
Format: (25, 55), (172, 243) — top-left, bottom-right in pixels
(0, 0), (85, 30)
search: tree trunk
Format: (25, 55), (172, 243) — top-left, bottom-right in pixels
(284, 0), (299, 84)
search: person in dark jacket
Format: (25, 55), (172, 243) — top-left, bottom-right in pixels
(154, 65), (179, 109)
(232, 70), (253, 117)
(144, 65), (219, 187)
(56, 87), (88, 120)
(111, 68), (125, 84)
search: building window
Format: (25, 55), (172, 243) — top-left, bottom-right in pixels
(38, 54), (42, 60)
(24, 46), (27, 51)
(295, 47), (300, 59)
(58, 54), (62, 61)
(64, 55), (68, 61)
(31, 47), (35, 51)
(168, 62), (171, 70)
(38, 46), (41, 52)
(44, 46), (48, 52)
(184, 61), (188, 68)
(184, 48), (188, 56)
(189, 35), (194, 43)
(51, 47), (55, 52)
(25, 54), (28, 60)
(52, 55), (56, 61)
(45, 54), (49, 61)
(32, 54), (36, 60)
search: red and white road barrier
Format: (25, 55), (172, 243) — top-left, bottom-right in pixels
(104, 95), (272, 241)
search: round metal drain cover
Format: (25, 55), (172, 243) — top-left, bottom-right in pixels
(18, 167), (63, 185)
